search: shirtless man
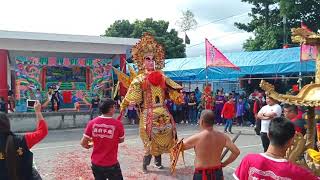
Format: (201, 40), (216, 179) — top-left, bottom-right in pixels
(183, 110), (240, 180)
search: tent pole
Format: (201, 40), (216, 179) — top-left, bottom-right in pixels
(205, 38), (208, 85)
(206, 66), (208, 85)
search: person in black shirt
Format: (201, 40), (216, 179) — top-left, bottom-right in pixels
(50, 85), (61, 112)
(0, 97), (6, 113)
(0, 101), (48, 180)
(188, 92), (198, 125)
(90, 95), (100, 118)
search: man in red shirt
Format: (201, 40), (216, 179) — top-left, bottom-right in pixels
(283, 104), (306, 135)
(81, 99), (125, 180)
(233, 117), (318, 180)
(221, 97), (235, 134)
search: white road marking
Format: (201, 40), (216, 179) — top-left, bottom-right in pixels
(237, 144), (261, 149)
(32, 144), (79, 151)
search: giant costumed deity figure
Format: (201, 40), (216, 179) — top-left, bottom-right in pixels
(115, 33), (184, 173)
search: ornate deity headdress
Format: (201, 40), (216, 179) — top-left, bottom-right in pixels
(131, 32), (165, 70)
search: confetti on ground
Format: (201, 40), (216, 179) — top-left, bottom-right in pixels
(36, 143), (194, 180)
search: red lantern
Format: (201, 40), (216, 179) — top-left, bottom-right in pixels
(292, 84), (299, 92)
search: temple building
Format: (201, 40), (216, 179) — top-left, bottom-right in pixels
(0, 30), (138, 112)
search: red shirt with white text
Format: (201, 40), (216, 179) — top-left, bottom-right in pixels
(234, 153), (319, 180)
(84, 116), (125, 166)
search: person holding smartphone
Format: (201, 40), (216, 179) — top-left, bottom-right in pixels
(0, 101), (48, 180)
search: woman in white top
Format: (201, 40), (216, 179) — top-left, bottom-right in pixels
(256, 96), (282, 152)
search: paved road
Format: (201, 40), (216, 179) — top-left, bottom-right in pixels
(31, 124), (262, 180)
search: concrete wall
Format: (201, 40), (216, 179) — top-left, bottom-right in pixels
(7, 111), (129, 132)
(7, 112), (92, 132)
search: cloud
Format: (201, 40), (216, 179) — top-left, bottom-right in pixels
(177, 0), (252, 21)
(0, 0), (181, 36)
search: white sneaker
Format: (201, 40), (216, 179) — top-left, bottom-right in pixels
(154, 164), (164, 169)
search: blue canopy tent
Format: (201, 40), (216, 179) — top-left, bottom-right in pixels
(163, 47), (315, 81)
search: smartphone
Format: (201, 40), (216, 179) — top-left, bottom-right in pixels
(27, 100), (36, 108)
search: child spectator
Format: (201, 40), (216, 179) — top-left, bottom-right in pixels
(221, 97), (236, 134)
(236, 97), (245, 126)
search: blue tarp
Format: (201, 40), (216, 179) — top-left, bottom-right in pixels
(163, 47), (315, 81)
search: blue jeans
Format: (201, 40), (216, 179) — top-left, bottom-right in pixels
(224, 119), (233, 132)
(189, 109), (197, 124)
(91, 108), (99, 119)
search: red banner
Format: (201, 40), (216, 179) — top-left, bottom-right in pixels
(48, 57), (57, 66)
(0, 50), (8, 103)
(205, 39), (240, 70)
(119, 54), (127, 96)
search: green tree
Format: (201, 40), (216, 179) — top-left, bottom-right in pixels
(104, 18), (185, 59)
(104, 20), (134, 37)
(176, 10), (198, 45)
(235, 0), (320, 51)
(176, 10), (198, 32)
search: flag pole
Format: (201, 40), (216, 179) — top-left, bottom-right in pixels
(205, 38), (208, 85)
(185, 32), (187, 57)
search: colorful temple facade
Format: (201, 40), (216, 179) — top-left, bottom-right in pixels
(0, 30), (138, 112)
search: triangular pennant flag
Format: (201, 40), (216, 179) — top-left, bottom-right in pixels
(185, 33), (190, 45)
(205, 39), (240, 70)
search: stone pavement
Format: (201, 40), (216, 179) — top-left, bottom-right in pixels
(31, 124), (262, 180)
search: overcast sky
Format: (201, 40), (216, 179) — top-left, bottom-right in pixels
(0, 0), (253, 57)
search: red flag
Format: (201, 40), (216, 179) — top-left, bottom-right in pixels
(78, 58), (86, 66)
(292, 85), (299, 92)
(48, 57), (57, 66)
(119, 54), (127, 96)
(300, 44), (318, 61)
(205, 39), (240, 70)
